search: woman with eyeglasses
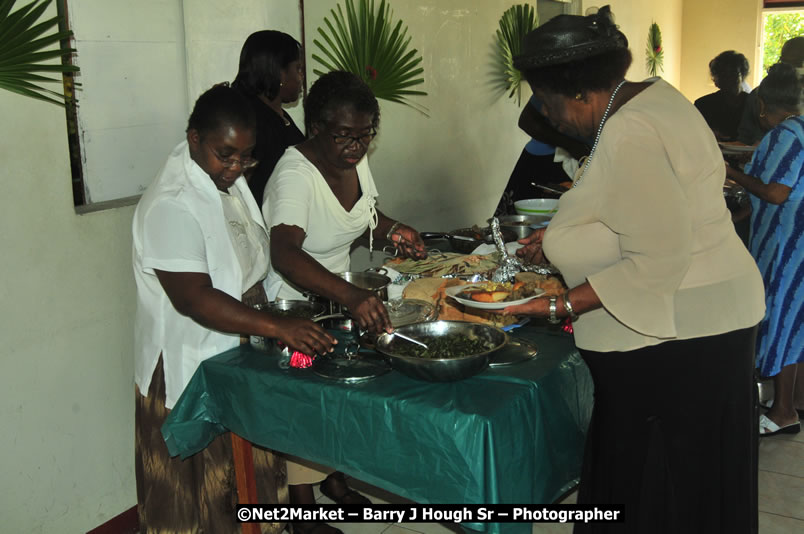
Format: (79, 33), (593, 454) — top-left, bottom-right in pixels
(232, 30), (306, 207)
(264, 71), (427, 334)
(262, 72), (426, 528)
(132, 84), (336, 534)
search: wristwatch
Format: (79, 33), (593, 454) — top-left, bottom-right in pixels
(547, 296), (561, 324)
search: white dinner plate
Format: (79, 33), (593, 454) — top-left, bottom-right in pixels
(445, 284), (545, 310)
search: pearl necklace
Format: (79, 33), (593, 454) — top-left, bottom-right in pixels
(572, 79), (627, 189)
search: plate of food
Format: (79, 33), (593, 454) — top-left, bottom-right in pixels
(445, 281), (544, 310)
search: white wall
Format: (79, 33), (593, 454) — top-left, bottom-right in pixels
(0, 74), (138, 532)
(0, 1), (763, 531)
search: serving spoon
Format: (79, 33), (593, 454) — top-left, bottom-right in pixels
(389, 330), (429, 349)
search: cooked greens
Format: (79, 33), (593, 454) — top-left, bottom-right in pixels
(390, 334), (495, 359)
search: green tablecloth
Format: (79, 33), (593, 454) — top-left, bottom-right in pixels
(162, 326), (593, 534)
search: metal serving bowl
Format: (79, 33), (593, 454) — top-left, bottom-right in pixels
(374, 321), (508, 382)
(249, 300), (326, 352)
(261, 299), (327, 318)
(493, 215), (553, 240)
(306, 269), (391, 315)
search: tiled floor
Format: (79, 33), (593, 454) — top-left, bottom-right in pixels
(313, 406), (803, 534)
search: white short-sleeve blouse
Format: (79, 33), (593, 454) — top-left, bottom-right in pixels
(262, 147), (379, 300)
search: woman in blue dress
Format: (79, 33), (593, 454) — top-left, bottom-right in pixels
(726, 62), (804, 436)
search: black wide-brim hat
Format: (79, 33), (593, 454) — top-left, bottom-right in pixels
(514, 5), (628, 71)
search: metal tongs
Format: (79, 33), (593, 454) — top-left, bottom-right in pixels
(383, 227), (442, 259)
(389, 330), (429, 349)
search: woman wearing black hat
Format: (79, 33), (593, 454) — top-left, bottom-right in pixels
(503, 7), (765, 532)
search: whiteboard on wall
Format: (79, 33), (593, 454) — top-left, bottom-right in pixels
(68, 0), (302, 205)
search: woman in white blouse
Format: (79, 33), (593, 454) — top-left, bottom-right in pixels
(262, 71), (427, 528)
(264, 71), (427, 335)
(132, 85), (335, 533)
(505, 8), (765, 533)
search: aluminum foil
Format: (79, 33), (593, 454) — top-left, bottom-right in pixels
(490, 217), (521, 282)
(519, 262), (561, 275)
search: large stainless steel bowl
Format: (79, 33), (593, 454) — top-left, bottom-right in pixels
(375, 321), (508, 381)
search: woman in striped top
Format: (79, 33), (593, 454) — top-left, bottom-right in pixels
(726, 62), (804, 437)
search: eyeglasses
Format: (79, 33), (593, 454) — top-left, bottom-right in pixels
(329, 128), (377, 146)
(207, 145), (258, 170)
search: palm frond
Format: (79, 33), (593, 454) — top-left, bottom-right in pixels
(0, 0), (79, 107)
(312, 0), (428, 116)
(495, 4), (538, 106)
(645, 21), (663, 77)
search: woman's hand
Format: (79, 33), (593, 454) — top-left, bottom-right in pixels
(345, 288), (393, 335)
(515, 228), (547, 265)
(274, 317), (337, 356)
(389, 223), (428, 260)
(501, 295), (550, 317)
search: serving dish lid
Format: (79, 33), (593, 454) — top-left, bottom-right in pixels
(488, 338), (539, 367)
(312, 354), (390, 382)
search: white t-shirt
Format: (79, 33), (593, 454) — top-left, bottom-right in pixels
(262, 147), (379, 300)
(132, 141), (269, 409)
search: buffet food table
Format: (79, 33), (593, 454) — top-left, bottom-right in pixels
(162, 325), (593, 534)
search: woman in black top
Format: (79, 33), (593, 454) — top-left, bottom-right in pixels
(233, 30), (306, 206)
(694, 50), (750, 141)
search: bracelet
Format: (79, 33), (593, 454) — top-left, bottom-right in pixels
(562, 292), (579, 322)
(386, 221), (403, 242)
(547, 296), (561, 324)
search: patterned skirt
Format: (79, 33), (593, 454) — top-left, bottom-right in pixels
(135, 356), (289, 534)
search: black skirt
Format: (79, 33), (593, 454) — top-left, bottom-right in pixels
(574, 325), (759, 534)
